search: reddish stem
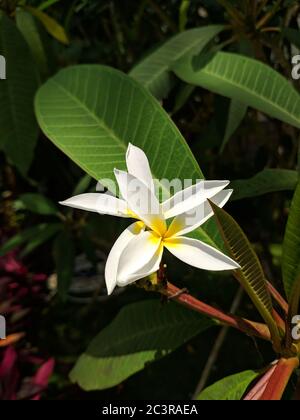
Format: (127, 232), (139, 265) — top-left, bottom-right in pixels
(259, 357), (299, 400)
(267, 281), (289, 315)
(244, 362), (278, 400)
(164, 282), (271, 341)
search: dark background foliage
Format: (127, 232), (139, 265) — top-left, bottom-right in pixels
(0, 0), (299, 399)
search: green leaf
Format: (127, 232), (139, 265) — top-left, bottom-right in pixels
(282, 182), (300, 300)
(129, 26), (224, 99)
(38, 0), (61, 11)
(0, 224), (59, 257)
(70, 300), (214, 391)
(231, 169), (298, 201)
(24, 5), (69, 45)
(35, 65), (203, 190)
(209, 202), (277, 339)
(21, 223), (61, 257)
(221, 99), (247, 153)
(197, 370), (257, 400)
(35, 65), (225, 248)
(17, 193), (59, 215)
(179, 0), (191, 32)
(174, 52), (300, 129)
(53, 230), (75, 299)
(0, 12), (39, 175)
(16, 8), (54, 78)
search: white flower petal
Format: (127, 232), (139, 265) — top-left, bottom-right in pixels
(60, 193), (129, 218)
(114, 169), (167, 235)
(117, 230), (162, 284)
(166, 189), (233, 238)
(126, 143), (155, 194)
(105, 222), (145, 295)
(162, 180), (230, 219)
(117, 243), (163, 287)
(164, 236), (240, 271)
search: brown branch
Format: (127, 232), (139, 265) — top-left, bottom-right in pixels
(256, 0), (282, 29)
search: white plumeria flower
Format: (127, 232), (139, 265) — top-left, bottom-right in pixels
(60, 144), (240, 295)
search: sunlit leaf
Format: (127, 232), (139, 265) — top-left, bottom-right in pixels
(24, 5), (69, 45)
(231, 169), (298, 201)
(174, 52), (300, 129)
(130, 26), (224, 99)
(210, 202), (276, 331)
(35, 65), (223, 247)
(70, 300), (214, 391)
(197, 370), (257, 400)
(38, 0), (61, 11)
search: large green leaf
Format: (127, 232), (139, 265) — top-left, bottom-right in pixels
(197, 370), (257, 400)
(35, 65), (203, 190)
(209, 202), (278, 340)
(282, 182), (300, 300)
(231, 169), (298, 201)
(35, 65), (224, 247)
(70, 300), (214, 391)
(174, 52), (300, 129)
(0, 12), (39, 175)
(129, 26), (224, 99)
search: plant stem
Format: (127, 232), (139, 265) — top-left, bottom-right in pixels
(217, 0), (245, 26)
(267, 281), (288, 314)
(260, 26), (280, 32)
(259, 357), (299, 400)
(256, 0), (282, 29)
(244, 362), (278, 400)
(163, 282), (271, 341)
